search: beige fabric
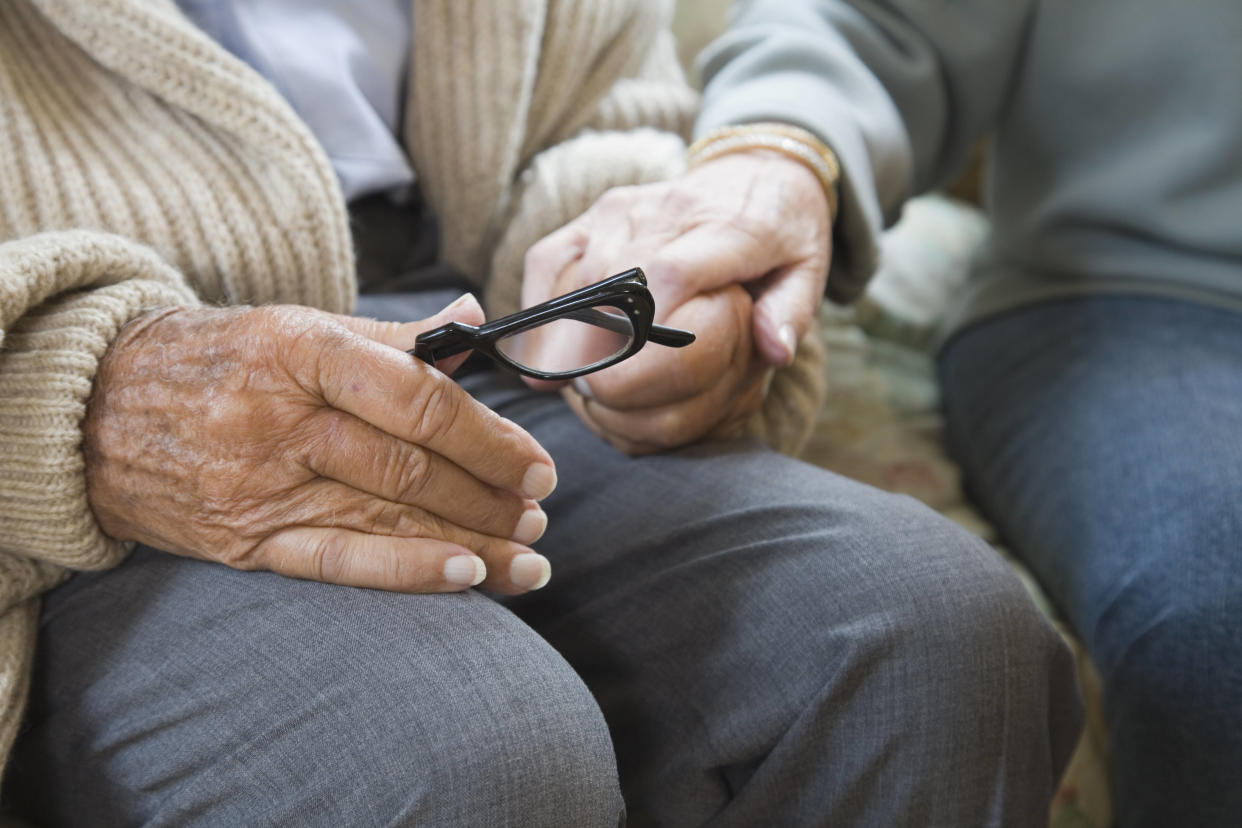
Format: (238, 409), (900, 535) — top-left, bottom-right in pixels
(0, 0), (825, 774)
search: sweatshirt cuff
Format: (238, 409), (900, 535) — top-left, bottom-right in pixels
(695, 20), (913, 304)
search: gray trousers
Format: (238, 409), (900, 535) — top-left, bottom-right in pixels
(6, 291), (1081, 827)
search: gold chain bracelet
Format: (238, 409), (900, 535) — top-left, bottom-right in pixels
(687, 122), (840, 221)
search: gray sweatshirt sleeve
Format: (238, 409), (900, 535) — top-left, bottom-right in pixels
(695, 0), (1033, 302)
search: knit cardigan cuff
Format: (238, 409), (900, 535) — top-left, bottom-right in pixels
(0, 231), (201, 581)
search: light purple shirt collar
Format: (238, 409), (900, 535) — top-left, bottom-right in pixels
(176, 0), (415, 202)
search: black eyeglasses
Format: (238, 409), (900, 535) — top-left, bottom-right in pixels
(410, 267), (695, 380)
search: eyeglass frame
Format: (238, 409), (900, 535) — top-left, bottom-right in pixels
(409, 267), (696, 381)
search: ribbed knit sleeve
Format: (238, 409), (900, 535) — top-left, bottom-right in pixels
(0, 600), (39, 779)
(2, 0), (355, 315)
(0, 229), (200, 776)
(1, 231), (200, 574)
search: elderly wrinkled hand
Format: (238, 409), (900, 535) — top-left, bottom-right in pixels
(82, 296), (558, 595)
(521, 150), (832, 453)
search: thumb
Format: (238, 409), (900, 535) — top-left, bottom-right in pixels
(336, 293), (486, 375)
(750, 261), (827, 366)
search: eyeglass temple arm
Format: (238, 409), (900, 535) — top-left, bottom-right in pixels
(410, 328), (472, 363)
(561, 308), (696, 347)
(646, 324), (695, 348)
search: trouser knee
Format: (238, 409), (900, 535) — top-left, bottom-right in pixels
(870, 496), (1083, 769)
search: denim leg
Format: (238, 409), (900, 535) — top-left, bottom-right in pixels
(939, 295), (1242, 827)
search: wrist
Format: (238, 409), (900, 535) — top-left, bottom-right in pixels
(687, 122), (840, 222)
(688, 148), (831, 220)
(83, 306), (192, 541)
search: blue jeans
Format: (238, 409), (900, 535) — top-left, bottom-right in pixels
(939, 295), (1242, 827)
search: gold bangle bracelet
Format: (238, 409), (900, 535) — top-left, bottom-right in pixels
(687, 122), (840, 221)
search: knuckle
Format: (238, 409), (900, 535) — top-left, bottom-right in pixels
(411, 507), (451, 542)
(310, 530), (352, 583)
(358, 493), (443, 541)
(481, 493), (524, 536)
(600, 408), (689, 453)
(637, 398), (724, 450)
(650, 250), (689, 284)
(302, 408), (348, 459)
(648, 254), (690, 299)
(409, 378), (462, 445)
(525, 237), (558, 274)
(604, 428), (657, 457)
(652, 414), (702, 449)
(596, 184), (638, 212)
(378, 552), (408, 590)
(224, 539), (264, 571)
(389, 445), (434, 503)
(730, 205), (780, 246)
(362, 499), (408, 536)
(253, 306), (326, 354)
(261, 308), (354, 392)
(660, 180), (702, 216)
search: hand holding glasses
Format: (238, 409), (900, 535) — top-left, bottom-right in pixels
(410, 268), (695, 380)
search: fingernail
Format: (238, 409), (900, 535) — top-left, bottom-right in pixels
(512, 507), (548, 545)
(510, 553), (552, 590)
(446, 292), (477, 311)
(444, 555), (486, 587)
(572, 377), (595, 400)
(522, 463), (558, 500)
(778, 324), (798, 365)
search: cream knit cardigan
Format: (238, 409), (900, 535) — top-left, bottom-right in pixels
(0, 0), (825, 772)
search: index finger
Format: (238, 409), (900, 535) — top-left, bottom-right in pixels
(305, 329), (558, 501)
